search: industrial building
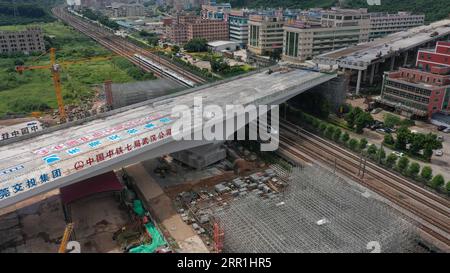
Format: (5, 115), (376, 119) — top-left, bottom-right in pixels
(165, 15), (229, 44)
(0, 27), (45, 55)
(369, 12), (425, 39)
(248, 14), (284, 56)
(282, 8), (370, 63)
(378, 42), (450, 119)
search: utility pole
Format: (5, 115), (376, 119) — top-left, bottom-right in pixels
(361, 159), (367, 179)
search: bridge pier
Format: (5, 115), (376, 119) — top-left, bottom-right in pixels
(369, 64), (375, 85)
(403, 51), (409, 67)
(390, 56), (396, 71)
(356, 70), (362, 95)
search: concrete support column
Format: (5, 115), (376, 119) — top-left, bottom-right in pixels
(363, 69), (368, 83)
(390, 56), (395, 71)
(356, 70), (362, 95)
(403, 51), (409, 66)
(369, 64), (375, 85)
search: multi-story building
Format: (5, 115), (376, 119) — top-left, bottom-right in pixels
(248, 14), (284, 56)
(369, 12), (424, 39)
(186, 19), (229, 42)
(109, 3), (145, 17)
(378, 42), (450, 118)
(201, 1), (231, 21)
(282, 8), (370, 63)
(228, 10), (250, 47)
(165, 15), (229, 44)
(416, 41), (450, 71)
(0, 27), (45, 55)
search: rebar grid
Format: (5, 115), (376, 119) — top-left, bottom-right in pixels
(213, 165), (418, 253)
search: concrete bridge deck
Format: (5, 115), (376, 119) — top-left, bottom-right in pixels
(0, 69), (336, 208)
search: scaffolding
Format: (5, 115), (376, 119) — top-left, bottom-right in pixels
(212, 165), (418, 253)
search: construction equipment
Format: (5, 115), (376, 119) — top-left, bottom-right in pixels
(58, 223), (74, 253)
(16, 48), (111, 122)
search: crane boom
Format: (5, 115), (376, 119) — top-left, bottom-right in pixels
(15, 48), (112, 122)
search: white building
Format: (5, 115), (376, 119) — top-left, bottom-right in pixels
(282, 8), (370, 63)
(207, 40), (240, 52)
(369, 12), (425, 39)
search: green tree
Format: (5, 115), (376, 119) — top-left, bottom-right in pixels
(395, 126), (411, 150)
(367, 144), (377, 156)
(172, 45), (180, 53)
(341, 132), (350, 143)
(396, 156), (410, 173)
(344, 107), (363, 129)
(385, 153), (398, 168)
(376, 147), (386, 163)
(446, 181), (450, 193)
(348, 138), (359, 151)
(359, 138), (368, 150)
(428, 174), (445, 189)
(325, 126), (335, 139)
(407, 162), (420, 179)
(319, 123), (327, 134)
(383, 113), (401, 128)
(333, 128), (342, 142)
(420, 166), (433, 182)
(184, 38), (208, 52)
(384, 134), (395, 145)
(354, 112), (373, 134)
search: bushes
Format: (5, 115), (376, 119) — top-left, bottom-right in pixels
(384, 134), (395, 145)
(367, 144), (378, 159)
(9, 97), (50, 113)
(348, 138), (359, 151)
(428, 174), (445, 189)
(341, 132), (350, 143)
(324, 125), (335, 139)
(396, 156), (410, 174)
(420, 166), (433, 182)
(385, 153), (398, 168)
(358, 138), (368, 150)
(406, 162), (420, 179)
(184, 38), (208, 52)
(332, 128), (342, 142)
(446, 181), (450, 194)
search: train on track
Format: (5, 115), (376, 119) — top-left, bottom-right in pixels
(133, 54), (195, 88)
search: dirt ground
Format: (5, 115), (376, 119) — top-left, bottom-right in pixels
(69, 192), (130, 253)
(0, 193), (66, 253)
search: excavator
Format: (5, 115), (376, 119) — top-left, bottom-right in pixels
(15, 48), (112, 122)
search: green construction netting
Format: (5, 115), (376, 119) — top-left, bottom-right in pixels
(129, 222), (167, 253)
(133, 200), (145, 217)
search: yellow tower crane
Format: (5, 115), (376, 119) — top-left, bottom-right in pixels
(16, 48), (112, 122)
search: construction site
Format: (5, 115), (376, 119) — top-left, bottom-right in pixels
(0, 139), (435, 253)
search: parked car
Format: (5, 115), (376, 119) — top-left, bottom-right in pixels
(376, 128), (386, 134)
(393, 151), (404, 157)
(437, 125), (447, 131)
(435, 150), (444, 156)
(371, 108), (382, 114)
(443, 128), (450, 133)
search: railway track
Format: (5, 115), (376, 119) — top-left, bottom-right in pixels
(51, 7), (207, 86)
(279, 120), (450, 249)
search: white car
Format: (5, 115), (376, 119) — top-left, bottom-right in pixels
(443, 128), (450, 133)
(435, 150), (444, 156)
(393, 151), (404, 157)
